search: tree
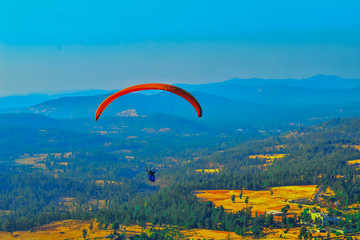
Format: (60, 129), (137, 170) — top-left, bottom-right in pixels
(137, 232), (150, 239)
(89, 221), (93, 231)
(97, 222), (103, 230)
(299, 226), (308, 239)
(265, 214), (274, 227)
(82, 228), (87, 239)
(112, 222), (119, 231)
(298, 204), (303, 210)
(239, 189), (243, 200)
(282, 215), (287, 226)
(231, 194), (236, 203)
(281, 205), (290, 214)
(251, 224), (263, 237)
(245, 197), (249, 204)
(242, 224), (247, 236)
(286, 217), (295, 229)
(315, 217), (322, 227)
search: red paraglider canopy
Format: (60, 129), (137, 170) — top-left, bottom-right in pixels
(95, 83), (202, 121)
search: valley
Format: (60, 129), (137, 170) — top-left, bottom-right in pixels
(2, 76), (360, 239)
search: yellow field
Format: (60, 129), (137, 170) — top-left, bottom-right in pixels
(343, 145), (360, 151)
(183, 229), (242, 239)
(351, 145), (360, 150)
(0, 220), (243, 240)
(194, 185), (318, 216)
(348, 159), (360, 165)
(323, 186), (335, 196)
(0, 218), (346, 240)
(283, 131), (303, 139)
(262, 227), (340, 239)
(95, 180), (119, 185)
(88, 199), (106, 209)
(57, 197), (106, 211)
(15, 154), (48, 169)
(248, 154), (286, 162)
(0, 220), (113, 240)
(195, 168), (222, 173)
(15, 152), (73, 169)
(0, 210), (10, 216)
(0, 220), (282, 240)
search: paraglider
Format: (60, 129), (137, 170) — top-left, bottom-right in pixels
(95, 83), (202, 121)
(95, 83), (202, 183)
(145, 167), (156, 182)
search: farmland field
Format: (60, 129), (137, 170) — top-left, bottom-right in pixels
(0, 219), (343, 239)
(248, 154), (286, 162)
(194, 185), (318, 215)
(347, 159), (360, 165)
(0, 211), (10, 217)
(0, 220), (242, 240)
(195, 168), (222, 173)
(15, 152), (73, 169)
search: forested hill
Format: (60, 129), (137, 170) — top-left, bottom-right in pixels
(2, 115), (360, 235)
(92, 117), (360, 237)
(168, 117), (360, 202)
(0, 112), (219, 160)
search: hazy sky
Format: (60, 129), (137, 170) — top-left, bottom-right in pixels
(1, 0), (360, 96)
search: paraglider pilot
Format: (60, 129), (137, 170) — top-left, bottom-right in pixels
(145, 167), (155, 182)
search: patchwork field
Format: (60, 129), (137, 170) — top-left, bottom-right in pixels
(15, 153), (48, 169)
(0, 210), (10, 217)
(95, 180), (120, 185)
(343, 145), (360, 151)
(195, 168), (222, 173)
(347, 159), (360, 165)
(15, 152), (73, 169)
(0, 219), (343, 239)
(350, 145), (360, 151)
(0, 220), (243, 240)
(0, 220), (111, 240)
(0, 220), (152, 240)
(248, 154), (286, 162)
(194, 185), (318, 216)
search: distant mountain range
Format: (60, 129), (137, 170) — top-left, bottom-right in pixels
(3, 75), (360, 109)
(177, 74), (360, 90)
(0, 89), (111, 109)
(2, 75), (360, 129)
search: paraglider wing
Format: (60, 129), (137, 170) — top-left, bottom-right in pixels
(95, 83), (202, 121)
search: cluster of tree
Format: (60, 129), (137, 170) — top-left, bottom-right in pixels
(0, 114), (260, 232)
(95, 185), (275, 237)
(163, 118), (360, 205)
(0, 207), (92, 232)
(4, 116), (360, 236)
(93, 227), (186, 240)
(0, 126), (108, 159)
(0, 154), (156, 232)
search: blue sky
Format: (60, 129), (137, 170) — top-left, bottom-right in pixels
(1, 0), (360, 95)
